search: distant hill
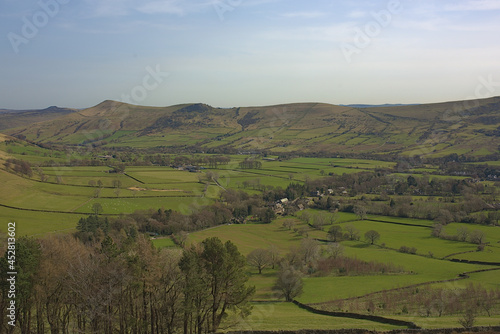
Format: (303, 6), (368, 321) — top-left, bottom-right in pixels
(2, 97), (500, 157)
(0, 106), (78, 131)
(342, 104), (419, 108)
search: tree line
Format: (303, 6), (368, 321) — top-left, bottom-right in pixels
(0, 234), (254, 334)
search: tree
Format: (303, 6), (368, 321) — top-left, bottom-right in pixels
(174, 231), (189, 247)
(299, 238), (320, 265)
(311, 212), (329, 229)
(273, 264), (303, 302)
(364, 230), (380, 245)
(11, 237), (42, 333)
(112, 179), (122, 188)
(36, 236), (80, 333)
(92, 202), (103, 216)
(327, 225), (343, 242)
(259, 207), (276, 224)
(354, 205), (367, 220)
(458, 308), (476, 328)
(247, 248), (272, 274)
(199, 237), (255, 333)
(407, 175), (418, 187)
(268, 244), (280, 269)
(344, 224), (360, 240)
(469, 230), (486, 244)
(35, 167), (48, 182)
(179, 245), (211, 334)
(456, 226), (469, 242)
(325, 242), (344, 259)
(432, 223), (444, 238)
(282, 219), (296, 230)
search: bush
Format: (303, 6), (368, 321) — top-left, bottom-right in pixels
(399, 245), (417, 254)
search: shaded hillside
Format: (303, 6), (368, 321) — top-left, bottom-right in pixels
(0, 106), (78, 131)
(2, 97), (500, 157)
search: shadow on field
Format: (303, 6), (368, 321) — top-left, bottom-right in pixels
(351, 243), (371, 248)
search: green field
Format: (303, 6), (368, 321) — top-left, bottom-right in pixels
(1, 149), (500, 331)
(185, 211), (500, 329)
(229, 302), (404, 331)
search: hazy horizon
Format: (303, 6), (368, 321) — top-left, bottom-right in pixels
(1, 0), (500, 109)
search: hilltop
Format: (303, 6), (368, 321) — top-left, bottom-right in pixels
(2, 96), (500, 157)
(0, 106), (78, 131)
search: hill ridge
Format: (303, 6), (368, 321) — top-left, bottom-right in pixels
(1, 96), (499, 157)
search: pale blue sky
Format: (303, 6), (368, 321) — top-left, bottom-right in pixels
(1, 0), (499, 109)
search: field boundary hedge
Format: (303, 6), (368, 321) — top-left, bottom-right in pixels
(366, 219), (431, 229)
(228, 326), (500, 334)
(308, 267), (500, 307)
(124, 172), (145, 184)
(0, 202), (118, 216)
(291, 300), (420, 329)
(448, 258), (500, 266)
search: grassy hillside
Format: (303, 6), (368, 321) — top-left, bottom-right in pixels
(0, 106), (78, 131)
(3, 97), (500, 157)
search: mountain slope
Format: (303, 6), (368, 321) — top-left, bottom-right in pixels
(2, 97), (500, 157)
(0, 106), (78, 131)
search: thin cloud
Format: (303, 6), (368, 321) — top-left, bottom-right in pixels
(444, 0), (500, 11)
(280, 11), (326, 19)
(239, 0), (284, 7)
(82, 0), (214, 18)
(347, 10), (368, 19)
(262, 23), (356, 43)
(137, 1), (185, 15)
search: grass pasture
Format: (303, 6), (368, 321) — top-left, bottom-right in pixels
(229, 302), (404, 331)
(186, 210), (500, 329)
(1, 150), (500, 331)
(0, 164), (215, 235)
(187, 218), (303, 256)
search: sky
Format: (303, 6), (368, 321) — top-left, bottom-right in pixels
(1, 0), (500, 109)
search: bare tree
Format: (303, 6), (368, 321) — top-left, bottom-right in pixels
(268, 244), (280, 269)
(300, 238), (320, 265)
(174, 231), (189, 247)
(432, 223), (444, 238)
(273, 264), (303, 302)
(325, 242), (344, 259)
(364, 230), (380, 245)
(344, 224), (360, 240)
(312, 212), (329, 229)
(354, 205), (367, 220)
(247, 248), (272, 274)
(282, 219), (296, 230)
(112, 179), (122, 188)
(456, 226), (469, 242)
(469, 230), (486, 244)
(458, 308), (476, 329)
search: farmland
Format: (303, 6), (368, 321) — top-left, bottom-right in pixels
(0, 137), (499, 332)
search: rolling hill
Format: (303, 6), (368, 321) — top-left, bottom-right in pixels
(2, 97), (500, 157)
(0, 106), (78, 131)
